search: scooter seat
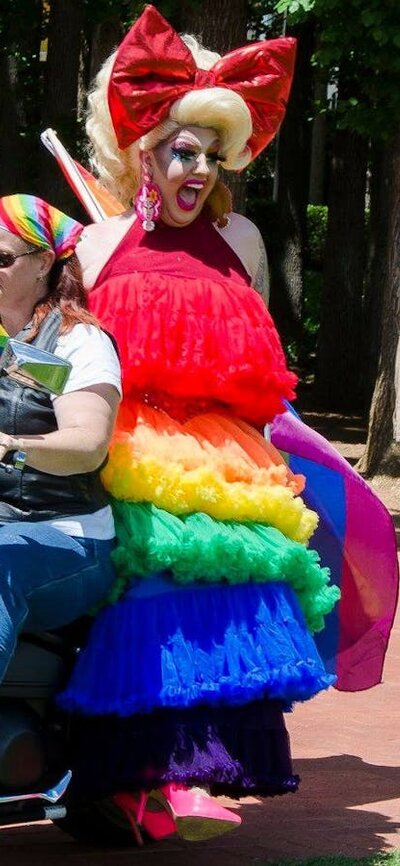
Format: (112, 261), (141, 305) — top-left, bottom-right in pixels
(22, 616), (92, 655)
(1, 618), (92, 699)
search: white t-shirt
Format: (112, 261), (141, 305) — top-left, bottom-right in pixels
(41, 324), (122, 540)
(51, 323), (121, 400)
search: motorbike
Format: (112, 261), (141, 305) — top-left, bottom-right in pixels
(0, 340), (136, 845)
(0, 621), (138, 845)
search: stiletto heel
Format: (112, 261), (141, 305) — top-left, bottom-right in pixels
(148, 784), (241, 841)
(113, 790), (176, 841)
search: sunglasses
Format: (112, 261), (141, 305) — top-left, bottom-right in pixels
(0, 249), (42, 269)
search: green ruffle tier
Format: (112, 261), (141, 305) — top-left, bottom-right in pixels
(108, 501), (340, 633)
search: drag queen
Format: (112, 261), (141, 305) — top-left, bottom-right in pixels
(56, 5), (373, 843)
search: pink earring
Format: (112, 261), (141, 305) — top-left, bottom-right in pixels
(134, 162), (162, 231)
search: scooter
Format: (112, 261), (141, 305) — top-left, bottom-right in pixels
(0, 340), (136, 845)
(0, 621), (137, 845)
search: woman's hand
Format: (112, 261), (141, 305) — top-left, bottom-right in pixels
(10, 384), (120, 476)
(0, 432), (22, 463)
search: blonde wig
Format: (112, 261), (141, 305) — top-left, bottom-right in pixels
(86, 36), (253, 208)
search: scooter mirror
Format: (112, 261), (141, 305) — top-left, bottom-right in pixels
(3, 340), (72, 395)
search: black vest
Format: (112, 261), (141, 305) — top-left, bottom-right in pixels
(0, 310), (109, 522)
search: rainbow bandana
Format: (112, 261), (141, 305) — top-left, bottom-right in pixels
(0, 323), (8, 355)
(0, 194), (84, 260)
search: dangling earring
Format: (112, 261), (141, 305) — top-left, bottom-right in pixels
(134, 158), (162, 231)
(205, 180), (232, 229)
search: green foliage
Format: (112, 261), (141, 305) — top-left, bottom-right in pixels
(276, 0), (314, 13)
(274, 0), (400, 140)
(248, 1), (283, 39)
(291, 208), (327, 366)
(306, 204), (328, 268)
(83, 0), (140, 28)
(303, 268), (322, 334)
(256, 854), (400, 866)
(246, 152), (278, 237)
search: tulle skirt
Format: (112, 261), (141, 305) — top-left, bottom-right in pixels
(89, 271), (297, 425)
(103, 405), (318, 543)
(67, 698), (300, 800)
(58, 575), (335, 717)
(58, 400), (336, 796)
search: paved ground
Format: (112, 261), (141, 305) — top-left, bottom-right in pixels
(2, 416), (400, 865)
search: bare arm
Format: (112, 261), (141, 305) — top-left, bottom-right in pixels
(0, 384), (120, 475)
(252, 232), (270, 307)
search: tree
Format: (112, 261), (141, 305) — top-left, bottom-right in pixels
(83, 0), (140, 84)
(38, 0), (84, 210)
(276, 0), (400, 444)
(177, 0), (249, 214)
(0, 53), (25, 194)
(268, 21), (314, 345)
(0, 1), (42, 194)
(357, 132), (400, 476)
(314, 126), (368, 408)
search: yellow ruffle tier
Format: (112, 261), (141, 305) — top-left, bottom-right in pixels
(102, 403), (318, 544)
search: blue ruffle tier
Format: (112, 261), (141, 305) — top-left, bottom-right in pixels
(58, 575), (335, 716)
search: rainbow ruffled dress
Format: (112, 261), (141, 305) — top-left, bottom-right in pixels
(59, 213), (339, 798)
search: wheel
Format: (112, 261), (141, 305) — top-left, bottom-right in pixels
(54, 795), (147, 847)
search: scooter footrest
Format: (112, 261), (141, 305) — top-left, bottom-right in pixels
(0, 769), (72, 805)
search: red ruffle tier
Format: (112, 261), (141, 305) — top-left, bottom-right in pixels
(90, 273), (297, 425)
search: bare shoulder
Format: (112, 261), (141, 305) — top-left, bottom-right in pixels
(226, 212), (262, 241)
(215, 212), (264, 279)
(77, 209), (137, 290)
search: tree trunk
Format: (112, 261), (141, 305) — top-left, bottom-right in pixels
(179, 0), (248, 214)
(180, 0), (247, 54)
(314, 128), (368, 408)
(89, 17), (124, 83)
(267, 23), (314, 345)
(356, 132), (400, 476)
(38, 0), (84, 212)
(308, 68), (327, 204)
(0, 54), (25, 193)
(361, 141), (391, 406)
(0, 1), (41, 193)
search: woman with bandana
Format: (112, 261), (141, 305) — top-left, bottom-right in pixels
(0, 194), (121, 685)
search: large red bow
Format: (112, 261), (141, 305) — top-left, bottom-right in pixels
(108, 5), (297, 161)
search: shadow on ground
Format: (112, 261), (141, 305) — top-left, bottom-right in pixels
(301, 413), (368, 448)
(3, 755), (400, 866)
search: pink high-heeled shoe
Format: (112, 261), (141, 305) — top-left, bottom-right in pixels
(113, 791), (177, 842)
(148, 784), (242, 841)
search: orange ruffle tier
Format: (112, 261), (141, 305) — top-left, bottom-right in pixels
(102, 403), (318, 544)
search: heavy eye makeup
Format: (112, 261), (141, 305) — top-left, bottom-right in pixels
(171, 146), (224, 165)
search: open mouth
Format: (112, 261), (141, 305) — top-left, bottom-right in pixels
(176, 181), (206, 212)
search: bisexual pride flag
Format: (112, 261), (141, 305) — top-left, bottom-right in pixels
(271, 405), (398, 691)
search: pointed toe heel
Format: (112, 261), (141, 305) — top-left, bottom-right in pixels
(148, 784), (241, 841)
